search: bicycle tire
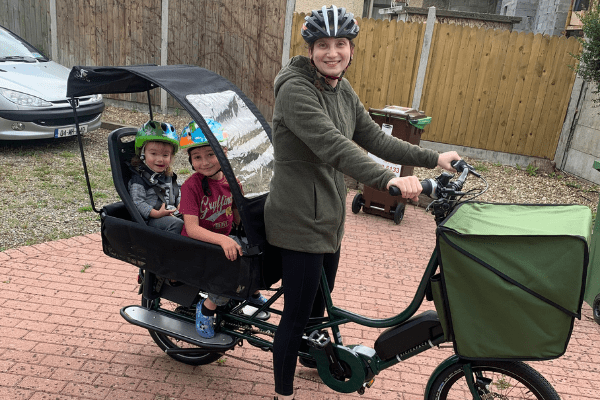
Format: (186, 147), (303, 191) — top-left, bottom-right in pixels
(142, 297), (223, 366)
(428, 360), (560, 400)
(593, 293), (600, 325)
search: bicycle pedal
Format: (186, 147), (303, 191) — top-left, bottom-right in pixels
(307, 330), (330, 349)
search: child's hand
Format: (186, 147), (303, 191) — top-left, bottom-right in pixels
(151, 203), (176, 218)
(219, 236), (243, 261)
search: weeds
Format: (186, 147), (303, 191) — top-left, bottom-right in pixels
(78, 206), (93, 212)
(473, 163), (489, 172)
(566, 182), (582, 189)
(526, 164), (539, 177)
(80, 264), (91, 273)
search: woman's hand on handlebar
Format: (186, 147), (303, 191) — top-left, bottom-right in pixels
(437, 151), (461, 172)
(386, 176), (422, 202)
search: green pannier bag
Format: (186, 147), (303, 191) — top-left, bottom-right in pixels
(435, 202), (591, 360)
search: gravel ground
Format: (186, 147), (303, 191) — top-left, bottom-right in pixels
(0, 105), (598, 251)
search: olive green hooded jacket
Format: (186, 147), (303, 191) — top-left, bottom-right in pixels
(264, 56), (439, 253)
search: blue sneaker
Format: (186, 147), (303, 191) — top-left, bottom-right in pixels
(249, 293), (268, 306)
(196, 300), (215, 339)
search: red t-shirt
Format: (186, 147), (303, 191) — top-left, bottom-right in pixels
(179, 173), (235, 237)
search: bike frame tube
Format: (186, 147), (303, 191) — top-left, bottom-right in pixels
(326, 250), (440, 329)
(218, 250), (440, 355)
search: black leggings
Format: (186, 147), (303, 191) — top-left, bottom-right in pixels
(272, 247), (340, 396)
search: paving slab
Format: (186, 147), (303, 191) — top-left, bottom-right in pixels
(0, 191), (598, 399)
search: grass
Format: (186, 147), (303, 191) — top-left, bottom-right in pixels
(0, 131), (121, 250)
(473, 163), (489, 173)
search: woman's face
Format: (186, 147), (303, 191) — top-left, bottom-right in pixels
(309, 37), (354, 78)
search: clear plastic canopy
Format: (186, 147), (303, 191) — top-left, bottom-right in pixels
(186, 90), (274, 198)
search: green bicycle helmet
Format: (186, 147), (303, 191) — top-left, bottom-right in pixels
(301, 5), (359, 44)
(135, 120), (179, 156)
(179, 119), (228, 151)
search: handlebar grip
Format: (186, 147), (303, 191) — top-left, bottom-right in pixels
(421, 179), (433, 197)
(389, 186), (401, 196)
(451, 159), (468, 173)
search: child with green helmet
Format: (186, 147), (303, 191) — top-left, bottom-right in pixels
(178, 119), (269, 338)
(128, 120), (183, 234)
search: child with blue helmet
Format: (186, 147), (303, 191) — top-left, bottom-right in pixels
(178, 119), (269, 338)
(128, 120), (183, 234)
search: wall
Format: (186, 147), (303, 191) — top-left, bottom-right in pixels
(411, 0), (499, 13)
(499, 0), (571, 34)
(561, 84), (600, 184)
(534, 0), (571, 35)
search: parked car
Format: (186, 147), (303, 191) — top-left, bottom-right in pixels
(0, 25), (104, 140)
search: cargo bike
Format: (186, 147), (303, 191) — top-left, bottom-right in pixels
(67, 64), (593, 399)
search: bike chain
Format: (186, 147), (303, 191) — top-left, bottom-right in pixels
(221, 320), (323, 384)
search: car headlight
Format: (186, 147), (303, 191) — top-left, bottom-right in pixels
(88, 93), (103, 103)
(0, 88), (52, 107)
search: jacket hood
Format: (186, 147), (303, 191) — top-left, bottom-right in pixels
(274, 56), (332, 96)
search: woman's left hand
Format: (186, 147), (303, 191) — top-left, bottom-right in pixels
(437, 151), (461, 172)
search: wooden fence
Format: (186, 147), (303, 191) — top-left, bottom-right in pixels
(291, 14), (581, 160)
(0, 0), (51, 57)
(1, 0), (286, 121)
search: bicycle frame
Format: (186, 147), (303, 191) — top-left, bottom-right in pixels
(211, 248), (482, 399)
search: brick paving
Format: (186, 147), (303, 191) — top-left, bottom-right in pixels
(0, 190), (599, 399)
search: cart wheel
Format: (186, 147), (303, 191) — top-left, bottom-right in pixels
(393, 203), (405, 225)
(351, 193), (364, 214)
(593, 294), (600, 325)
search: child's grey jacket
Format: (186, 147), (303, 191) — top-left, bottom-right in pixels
(128, 169), (180, 220)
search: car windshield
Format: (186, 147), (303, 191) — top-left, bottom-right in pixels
(0, 26), (48, 62)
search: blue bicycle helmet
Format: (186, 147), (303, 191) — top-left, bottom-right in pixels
(179, 119), (228, 151)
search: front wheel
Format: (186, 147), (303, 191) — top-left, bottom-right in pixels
(428, 360), (560, 400)
(593, 293), (600, 325)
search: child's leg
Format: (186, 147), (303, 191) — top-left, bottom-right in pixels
(148, 215), (184, 234)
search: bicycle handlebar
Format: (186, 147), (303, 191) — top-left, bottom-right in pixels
(388, 159), (479, 200)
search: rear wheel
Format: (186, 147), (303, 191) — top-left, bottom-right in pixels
(593, 293), (600, 325)
(142, 297), (223, 366)
(428, 360), (560, 400)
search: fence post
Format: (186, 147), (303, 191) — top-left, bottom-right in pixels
(555, 76), (586, 168)
(411, 6), (436, 110)
(49, 0), (57, 61)
(282, 0), (296, 66)
(161, 0), (169, 114)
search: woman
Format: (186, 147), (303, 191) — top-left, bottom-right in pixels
(264, 5), (460, 399)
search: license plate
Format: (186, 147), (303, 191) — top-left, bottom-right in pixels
(55, 124), (87, 138)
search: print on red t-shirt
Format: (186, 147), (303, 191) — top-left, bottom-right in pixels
(179, 173), (235, 237)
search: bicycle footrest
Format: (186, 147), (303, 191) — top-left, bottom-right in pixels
(120, 305), (236, 350)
